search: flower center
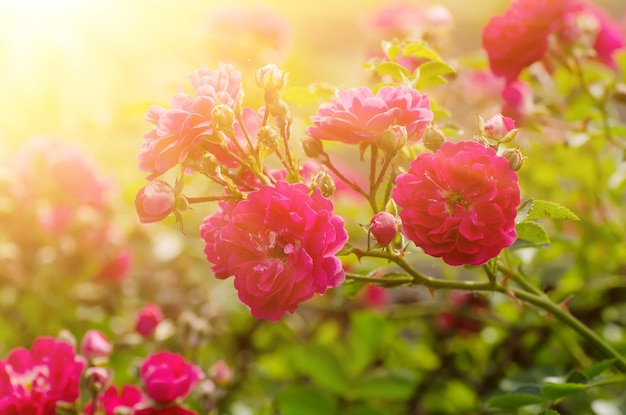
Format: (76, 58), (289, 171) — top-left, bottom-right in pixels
(444, 190), (470, 215)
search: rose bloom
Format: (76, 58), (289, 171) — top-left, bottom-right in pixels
(85, 385), (144, 415)
(135, 303), (164, 337)
(393, 141), (520, 266)
(0, 337), (85, 414)
(307, 86), (433, 145)
(482, 0), (570, 82)
(139, 63), (243, 180)
(200, 182), (348, 321)
(135, 181), (176, 223)
(80, 330), (113, 361)
(140, 351), (204, 404)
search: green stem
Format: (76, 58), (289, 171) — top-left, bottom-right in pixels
(323, 155), (376, 211)
(346, 247), (626, 372)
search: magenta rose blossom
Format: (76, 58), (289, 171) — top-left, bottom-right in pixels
(0, 337), (85, 414)
(307, 86), (433, 145)
(140, 352), (203, 404)
(393, 141), (520, 266)
(85, 385), (144, 415)
(200, 182), (348, 321)
(135, 181), (176, 223)
(135, 303), (164, 337)
(482, 0), (570, 82)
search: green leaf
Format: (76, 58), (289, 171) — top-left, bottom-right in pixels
(538, 410), (561, 415)
(275, 385), (338, 415)
(346, 311), (387, 377)
(403, 41), (443, 62)
(290, 345), (350, 394)
(382, 40), (403, 61)
(526, 200), (580, 221)
(540, 383), (586, 401)
(516, 199), (534, 224)
(368, 61), (410, 82)
(341, 406), (387, 415)
(565, 370), (589, 384)
(430, 98), (451, 120)
(350, 371), (416, 401)
(583, 359), (616, 379)
(415, 61), (455, 90)
(487, 393), (546, 409)
(515, 221), (550, 245)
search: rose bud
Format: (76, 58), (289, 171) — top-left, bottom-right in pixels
(135, 181), (176, 224)
(369, 211), (398, 246)
(135, 303), (164, 338)
(80, 330), (113, 362)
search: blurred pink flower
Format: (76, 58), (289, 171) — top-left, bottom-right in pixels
(85, 385), (144, 415)
(135, 181), (176, 224)
(482, 0), (570, 82)
(140, 351), (204, 404)
(393, 141), (520, 266)
(135, 406), (198, 415)
(139, 64), (243, 180)
(501, 80), (534, 124)
(135, 303), (164, 337)
(0, 337), (85, 414)
(80, 330), (112, 361)
(205, 4), (291, 65)
(200, 182), (348, 321)
(307, 86), (432, 145)
(360, 2), (453, 40)
(93, 247), (133, 282)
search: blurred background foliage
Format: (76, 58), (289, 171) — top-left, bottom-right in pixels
(1, 1), (626, 414)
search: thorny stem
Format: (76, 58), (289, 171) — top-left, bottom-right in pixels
(369, 144), (379, 212)
(344, 247), (626, 372)
(186, 195), (242, 204)
(322, 155), (376, 212)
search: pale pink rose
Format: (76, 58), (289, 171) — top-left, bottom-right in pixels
(80, 330), (113, 361)
(139, 64), (243, 179)
(483, 114), (516, 140)
(482, 0), (570, 82)
(139, 352), (204, 404)
(307, 86), (432, 145)
(85, 385), (144, 415)
(135, 181), (176, 224)
(0, 337), (85, 413)
(200, 182), (348, 321)
(135, 303), (164, 337)
(393, 141), (520, 266)
(369, 212), (398, 246)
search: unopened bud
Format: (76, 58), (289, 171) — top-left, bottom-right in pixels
(211, 104), (236, 135)
(501, 148), (524, 171)
(302, 136), (325, 159)
(80, 330), (112, 362)
(202, 153), (222, 177)
(369, 211), (398, 246)
(423, 125), (446, 151)
(256, 64), (288, 93)
(209, 360), (233, 386)
(84, 367), (110, 392)
(377, 125), (407, 157)
(314, 171), (336, 197)
(482, 114), (516, 141)
(259, 125), (281, 150)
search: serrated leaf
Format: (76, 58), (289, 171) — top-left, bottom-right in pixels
(516, 222), (550, 245)
(403, 41), (443, 62)
(382, 40), (402, 61)
(516, 199), (534, 223)
(526, 200), (579, 221)
(275, 385), (338, 415)
(370, 61), (410, 81)
(415, 61), (455, 90)
(540, 383), (586, 401)
(583, 359), (616, 379)
(487, 393), (546, 409)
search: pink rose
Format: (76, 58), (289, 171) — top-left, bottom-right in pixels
(140, 352), (204, 404)
(0, 337), (85, 413)
(80, 330), (113, 361)
(482, 0), (570, 82)
(200, 182), (348, 321)
(85, 385), (145, 415)
(393, 141), (520, 266)
(483, 114), (516, 140)
(307, 86), (432, 145)
(94, 247), (133, 282)
(139, 64), (243, 179)
(369, 211), (398, 246)
(135, 181), (176, 224)
(360, 3), (453, 40)
(135, 303), (164, 337)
